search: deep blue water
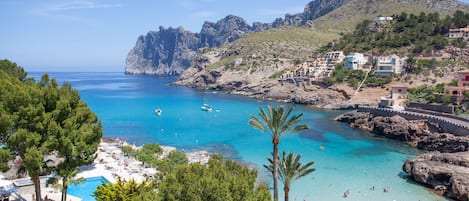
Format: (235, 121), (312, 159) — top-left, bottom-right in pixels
(30, 72), (448, 201)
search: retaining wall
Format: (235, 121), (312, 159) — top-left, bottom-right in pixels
(407, 102), (454, 114)
(357, 106), (469, 136)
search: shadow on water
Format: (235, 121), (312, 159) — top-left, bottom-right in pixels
(304, 113), (424, 156)
(347, 140), (422, 157)
(298, 128), (328, 142)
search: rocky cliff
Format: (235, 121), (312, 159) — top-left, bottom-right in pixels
(125, 0), (348, 75)
(336, 110), (469, 200)
(335, 111), (469, 152)
(125, 26), (199, 75)
(403, 152), (469, 201)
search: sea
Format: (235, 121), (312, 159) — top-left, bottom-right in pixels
(29, 72), (449, 201)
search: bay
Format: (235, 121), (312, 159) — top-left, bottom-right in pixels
(30, 72), (448, 201)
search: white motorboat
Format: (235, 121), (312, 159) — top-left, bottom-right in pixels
(201, 104), (212, 112)
(155, 108), (162, 116)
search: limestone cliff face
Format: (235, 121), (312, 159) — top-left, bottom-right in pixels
(301, 0), (348, 24)
(125, 26), (199, 75)
(125, 0), (347, 75)
(199, 15), (252, 47)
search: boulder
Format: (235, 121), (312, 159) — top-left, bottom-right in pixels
(417, 133), (469, 153)
(403, 152), (469, 201)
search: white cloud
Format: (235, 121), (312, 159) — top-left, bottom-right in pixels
(194, 11), (215, 17)
(257, 6), (304, 16)
(177, 0), (196, 9)
(32, 0), (122, 17)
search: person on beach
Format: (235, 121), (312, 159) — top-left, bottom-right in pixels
(343, 189), (350, 198)
(384, 186), (390, 192)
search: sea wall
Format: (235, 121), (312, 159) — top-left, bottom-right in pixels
(357, 106), (469, 136)
(407, 102), (454, 114)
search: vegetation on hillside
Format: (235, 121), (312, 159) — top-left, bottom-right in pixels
(313, 0), (469, 33)
(322, 63), (392, 88)
(407, 79), (469, 107)
(323, 11), (469, 55)
(206, 27), (340, 72)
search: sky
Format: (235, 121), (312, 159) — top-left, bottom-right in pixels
(0, 0), (311, 72)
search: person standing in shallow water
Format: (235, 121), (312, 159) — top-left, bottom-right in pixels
(343, 189), (350, 198)
(384, 186), (390, 192)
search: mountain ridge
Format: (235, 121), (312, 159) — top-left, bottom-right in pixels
(125, 0), (469, 76)
(125, 0), (348, 75)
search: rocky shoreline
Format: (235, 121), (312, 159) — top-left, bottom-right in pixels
(335, 111), (469, 200)
(172, 66), (372, 109)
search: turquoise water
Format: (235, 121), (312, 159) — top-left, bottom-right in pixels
(68, 176), (109, 201)
(30, 72), (449, 201)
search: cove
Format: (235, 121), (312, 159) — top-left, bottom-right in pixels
(29, 72), (449, 201)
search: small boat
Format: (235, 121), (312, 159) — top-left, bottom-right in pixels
(155, 108), (162, 116)
(201, 104), (212, 112)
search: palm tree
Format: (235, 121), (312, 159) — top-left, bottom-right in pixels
(265, 151), (316, 201)
(249, 105), (308, 201)
(57, 165), (84, 201)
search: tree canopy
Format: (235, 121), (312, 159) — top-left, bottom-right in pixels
(0, 60), (102, 201)
(157, 154), (271, 201)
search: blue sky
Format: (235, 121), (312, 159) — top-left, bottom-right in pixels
(0, 0), (310, 72)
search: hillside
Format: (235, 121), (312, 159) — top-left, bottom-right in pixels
(175, 2), (469, 108)
(173, 27), (351, 108)
(313, 0), (469, 33)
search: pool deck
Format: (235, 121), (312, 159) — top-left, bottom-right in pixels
(13, 181), (81, 201)
(4, 139), (211, 201)
(79, 139), (211, 184)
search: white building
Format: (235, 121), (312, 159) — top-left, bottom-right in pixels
(374, 16), (393, 23)
(374, 54), (406, 77)
(448, 26), (469, 39)
(324, 51), (345, 64)
(379, 85), (408, 110)
(344, 52), (368, 70)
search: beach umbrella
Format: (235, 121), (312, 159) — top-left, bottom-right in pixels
(0, 179), (18, 195)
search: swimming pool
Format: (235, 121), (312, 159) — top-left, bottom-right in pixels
(68, 176), (109, 201)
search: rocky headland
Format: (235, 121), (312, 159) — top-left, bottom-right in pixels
(335, 110), (469, 200)
(171, 38), (364, 108)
